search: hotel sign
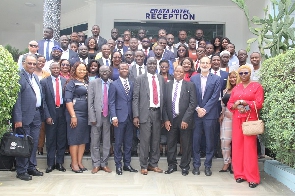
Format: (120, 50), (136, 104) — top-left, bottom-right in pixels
(146, 9), (195, 20)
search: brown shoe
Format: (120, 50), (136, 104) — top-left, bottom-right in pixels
(141, 169), (148, 175)
(102, 166), (112, 173)
(147, 166), (163, 173)
(91, 167), (100, 174)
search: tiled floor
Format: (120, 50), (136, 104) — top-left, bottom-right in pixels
(0, 156), (293, 196)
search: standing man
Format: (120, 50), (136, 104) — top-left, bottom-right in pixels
(60, 35), (78, 61)
(190, 56), (221, 176)
(129, 38), (139, 53)
(153, 45), (174, 75)
(38, 27), (59, 61)
(166, 34), (177, 58)
(163, 66), (197, 176)
(148, 37), (175, 62)
(13, 54), (44, 181)
(195, 29), (204, 46)
(175, 30), (188, 48)
(41, 62), (67, 173)
(78, 32), (86, 46)
(114, 37), (124, 55)
(88, 65), (112, 174)
(137, 29), (146, 50)
(111, 28), (119, 41)
(250, 52), (261, 82)
(109, 62), (138, 175)
(129, 50), (146, 82)
(43, 45), (63, 72)
(133, 57), (165, 175)
(124, 50), (135, 67)
(226, 43), (239, 70)
(220, 50), (230, 72)
(18, 40), (39, 70)
(96, 44), (111, 66)
(70, 45), (89, 66)
(85, 25), (107, 52)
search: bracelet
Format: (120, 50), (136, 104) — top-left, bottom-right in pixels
(71, 115), (76, 118)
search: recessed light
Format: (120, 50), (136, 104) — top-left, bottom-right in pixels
(25, 2), (36, 7)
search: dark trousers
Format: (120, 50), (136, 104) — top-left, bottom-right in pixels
(214, 101), (222, 154)
(139, 109), (161, 169)
(193, 119), (215, 168)
(131, 126), (139, 153)
(166, 116), (192, 170)
(15, 109), (41, 174)
(114, 116), (133, 168)
(45, 107), (67, 166)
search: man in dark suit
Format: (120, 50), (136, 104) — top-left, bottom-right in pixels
(150, 45), (174, 75)
(190, 56), (221, 176)
(96, 44), (111, 66)
(13, 54), (44, 181)
(129, 50), (147, 82)
(60, 35), (78, 61)
(166, 34), (177, 59)
(113, 37), (124, 56)
(133, 57), (165, 175)
(108, 62), (138, 175)
(148, 37), (175, 63)
(41, 62), (67, 173)
(38, 27), (60, 61)
(69, 45), (89, 66)
(85, 25), (107, 52)
(163, 66), (197, 176)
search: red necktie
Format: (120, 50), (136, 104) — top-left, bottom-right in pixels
(214, 71), (217, 75)
(55, 77), (60, 107)
(103, 82), (108, 117)
(152, 76), (159, 105)
(145, 49), (148, 56)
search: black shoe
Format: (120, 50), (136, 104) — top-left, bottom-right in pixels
(55, 163), (66, 172)
(70, 164), (83, 173)
(116, 167), (123, 175)
(45, 165), (55, 173)
(236, 178), (246, 183)
(204, 167), (212, 176)
(249, 182), (258, 188)
(28, 169), (43, 176)
(219, 163), (231, 172)
(79, 167), (88, 171)
(123, 165), (138, 172)
(200, 152), (206, 158)
(177, 152), (182, 156)
(192, 167), (200, 175)
(131, 151), (138, 157)
(16, 172), (32, 181)
(164, 166), (177, 174)
(181, 169), (189, 176)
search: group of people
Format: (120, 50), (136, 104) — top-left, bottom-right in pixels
(13, 25), (264, 189)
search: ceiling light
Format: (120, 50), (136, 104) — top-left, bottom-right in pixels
(25, 2), (36, 7)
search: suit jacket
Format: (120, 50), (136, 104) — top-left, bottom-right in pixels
(40, 76), (66, 121)
(148, 49), (175, 62)
(68, 49), (79, 61)
(163, 80), (197, 129)
(219, 70), (229, 97)
(13, 69), (43, 125)
(128, 64), (147, 82)
(190, 73), (221, 120)
(108, 79), (133, 123)
(132, 73), (165, 123)
(37, 39), (60, 57)
(85, 36), (107, 52)
(88, 78), (112, 127)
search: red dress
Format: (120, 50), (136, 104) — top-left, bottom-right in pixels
(227, 82), (264, 184)
(184, 72), (197, 82)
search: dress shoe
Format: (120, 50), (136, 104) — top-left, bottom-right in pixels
(84, 150), (90, 155)
(131, 151), (138, 157)
(45, 165), (55, 173)
(249, 182), (258, 188)
(116, 167), (123, 175)
(182, 169), (189, 176)
(28, 169), (43, 176)
(123, 165), (138, 172)
(141, 169), (148, 175)
(70, 164), (83, 173)
(55, 163), (66, 172)
(101, 166), (112, 173)
(164, 166), (177, 174)
(192, 167), (200, 175)
(200, 151), (206, 158)
(236, 178), (246, 183)
(204, 167), (212, 176)
(79, 166), (88, 171)
(64, 150), (70, 155)
(219, 163), (231, 172)
(147, 166), (163, 173)
(91, 167), (100, 174)
(16, 172), (32, 181)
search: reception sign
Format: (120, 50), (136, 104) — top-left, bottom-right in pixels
(146, 9), (195, 20)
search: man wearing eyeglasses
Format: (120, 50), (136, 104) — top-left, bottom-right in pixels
(18, 40), (39, 70)
(114, 37), (124, 56)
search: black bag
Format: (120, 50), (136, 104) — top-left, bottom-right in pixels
(0, 155), (15, 171)
(0, 128), (33, 158)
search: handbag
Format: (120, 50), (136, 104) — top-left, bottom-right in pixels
(0, 128), (33, 158)
(242, 101), (264, 136)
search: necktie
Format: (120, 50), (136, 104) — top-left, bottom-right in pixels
(152, 76), (159, 105)
(55, 77), (60, 107)
(46, 40), (50, 61)
(123, 79), (129, 95)
(118, 49), (121, 53)
(214, 71), (217, 75)
(83, 58), (86, 64)
(172, 81), (179, 118)
(145, 49), (148, 56)
(106, 59), (109, 66)
(139, 66), (142, 75)
(103, 82), (108, 117)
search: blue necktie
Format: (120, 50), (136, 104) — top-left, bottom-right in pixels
(46, 40), (50, 61)
(106, 59), (109, 66)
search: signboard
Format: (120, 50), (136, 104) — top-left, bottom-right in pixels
(146, 9), (195, 20)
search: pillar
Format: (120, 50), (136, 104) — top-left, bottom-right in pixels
(43, 0), (61, 41)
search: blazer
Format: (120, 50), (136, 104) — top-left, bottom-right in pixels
(68, 49), (79, 61)
(190, 73), (221, 120)
(37, 39), (60, 57)
(148, 49), (175, 63)
(132, 73), (165, 123)
(13, 69), (43, 125)
(40, 76), (66, 121)
(163, 80), (197, 129)
(128, 64), (147, 82)
(108, 79), (133, 123)
(88, 78), (112, 127)
(220, 70), (229, 97)
(85, 36), (107, 52)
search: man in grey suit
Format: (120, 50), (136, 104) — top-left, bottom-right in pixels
(13, 54), (44, 181)
(129, 50), (147, 82)
(88, 65), (112, 174)
(132, 57), (165, 175)
(96, 44), (111, 66)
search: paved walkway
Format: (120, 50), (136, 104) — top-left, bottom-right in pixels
(0, 157), (293, 196)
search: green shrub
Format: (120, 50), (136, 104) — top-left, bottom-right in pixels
(260, 49), (295, 168)
(0, 45), (20, 138)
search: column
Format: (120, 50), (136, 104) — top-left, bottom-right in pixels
(43, 0), (61, 41)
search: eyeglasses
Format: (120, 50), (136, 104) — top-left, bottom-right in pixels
(117, 41), (123, 43)
(160, 66), (169, 69)
(61, 63), (70, 66)
(29, 44), (38, 48)
(27, 62), (37, 66)
(239, 72), (249, 76)
(196, 50), (204, 53)
(178, 49), (186, 52)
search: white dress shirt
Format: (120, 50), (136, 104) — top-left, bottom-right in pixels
(43, 60), (54, 72)
(172, 79), (183, 115)
(211, 69), (222, 100)
(147, 73), (160, 108)
(102, 57), (111, 66)
(136, 64), (145, 75)
(166, 46), (175, 53)
(80, 57), (89, 64)
(25, 71), (41, 107)
(44, 39), (55, 60)
(51, 75), (63, 105)
(61, 49), (69, 60)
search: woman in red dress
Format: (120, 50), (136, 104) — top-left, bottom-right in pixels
(227, 65), (264, 188)
(180, 57), (197, 82)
